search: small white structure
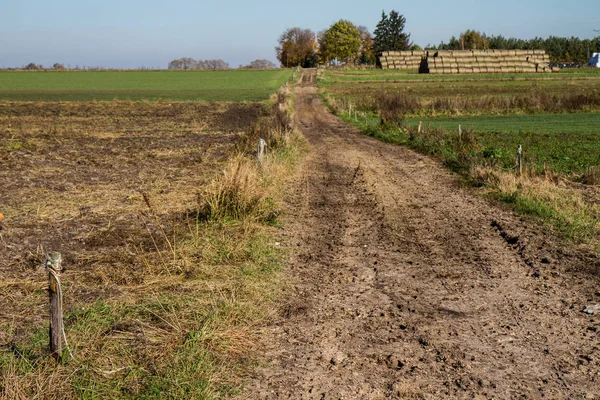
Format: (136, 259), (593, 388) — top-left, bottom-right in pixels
(589, 53), (600, 67)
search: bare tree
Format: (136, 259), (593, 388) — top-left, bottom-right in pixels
(205, 59), (229, 70)
(242, 59), (277, 69)
(168, 58), (229, 70)
(25, 62), (41, 70)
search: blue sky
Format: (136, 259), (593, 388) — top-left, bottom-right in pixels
(1, 0), (598, 69)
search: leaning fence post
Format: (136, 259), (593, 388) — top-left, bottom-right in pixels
(46, 252), (63, 360)
(458, 124), (462, 144)
(516, 144), (522, 176)
(418, 121), (422, 135)
(257, 138), (267, 164)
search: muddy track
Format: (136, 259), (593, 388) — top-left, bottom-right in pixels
(239, 70), (600, 399)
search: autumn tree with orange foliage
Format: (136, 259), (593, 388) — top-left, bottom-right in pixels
(276, 27), (317, 68)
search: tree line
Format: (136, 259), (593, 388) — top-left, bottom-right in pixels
(276, 10), (414, 67)
(167, 58), (277, 70)
(434, 30), (600, 64)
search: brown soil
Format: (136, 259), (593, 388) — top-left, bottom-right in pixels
(0, 101), (263, 340)
(239, 70), (600, 399)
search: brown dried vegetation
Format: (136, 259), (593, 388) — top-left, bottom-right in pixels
(0, 92), (305, 398)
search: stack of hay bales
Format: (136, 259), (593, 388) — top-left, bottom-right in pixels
(424, 50), (551, 75)
(380, 50), (427, 70)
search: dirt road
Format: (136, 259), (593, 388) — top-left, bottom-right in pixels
(240, 70), (600, 399)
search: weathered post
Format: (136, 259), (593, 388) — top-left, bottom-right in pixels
(257, 138), (267, 164)
(418, 121), (422, 135)
(46, 252), (63, 360)
(458, 124), (462, 144)
(516, 144), (523, 176)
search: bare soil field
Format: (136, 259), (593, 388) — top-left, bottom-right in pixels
(240, 71), (600, 399)
(0, 100), (287, 398)
(0, 101), (264, 332)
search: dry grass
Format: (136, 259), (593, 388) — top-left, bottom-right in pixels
(0, 86), (306, 398)
(471, 166), (600, 244)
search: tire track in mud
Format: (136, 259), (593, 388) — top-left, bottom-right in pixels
(239, 70), (600, 399)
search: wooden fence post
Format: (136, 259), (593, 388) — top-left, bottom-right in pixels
(418, 121), (422, 135)
(458, 124), (462, 143)
(46, 252), (63, 360)
(516, 144), (522, 176)
(257, 138), (267, 164)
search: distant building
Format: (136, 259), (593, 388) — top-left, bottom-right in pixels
(589, 53), (600, 67)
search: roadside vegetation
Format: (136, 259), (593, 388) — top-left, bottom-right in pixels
(319, 68), (600, 247)
(0, 79), (306, 398)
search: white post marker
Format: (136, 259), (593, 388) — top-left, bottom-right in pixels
(257, 138), (267, 164)
(517, 144), (523, 176)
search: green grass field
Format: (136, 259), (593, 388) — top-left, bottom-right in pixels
(0, 70), (294, 101)
(405, 113), (600, 173)
(320, 68), (600, 175)
(319, 68), (600, 116)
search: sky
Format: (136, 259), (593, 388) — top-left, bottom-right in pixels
(1, 0), (599, 69)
